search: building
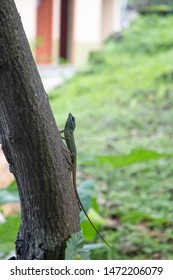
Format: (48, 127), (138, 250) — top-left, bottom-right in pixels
(15, 0), (123, 67)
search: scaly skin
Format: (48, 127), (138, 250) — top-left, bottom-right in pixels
(61, 113), (111, 249)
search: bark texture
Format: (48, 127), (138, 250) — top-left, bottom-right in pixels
(0, 0), (80, 259)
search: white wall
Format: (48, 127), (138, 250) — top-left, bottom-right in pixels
(74, 0), (102, 44)
(113, 0), (122, 32)
(52, 0), (61, 40)
(14, 0), (37, 39)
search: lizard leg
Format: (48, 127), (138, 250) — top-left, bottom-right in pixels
(61, 146), (73, 167)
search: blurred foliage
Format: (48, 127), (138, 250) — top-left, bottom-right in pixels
(65, 231), (90, 260)
(128, 0), (173, 9)
(128, 1), (173, 15)
(0, 181), (19, 204)
(1, 15), (173, 259)
(50, 15), (173, 259)
(0, 180), (20, 259)
(0, 215), (20, 259)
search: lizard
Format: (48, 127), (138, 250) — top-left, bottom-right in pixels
(60, 113), (111, 249)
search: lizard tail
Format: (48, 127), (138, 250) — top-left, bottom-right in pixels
(76, 191), (112, 249)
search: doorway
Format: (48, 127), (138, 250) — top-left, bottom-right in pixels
(59, 0), (74, 62)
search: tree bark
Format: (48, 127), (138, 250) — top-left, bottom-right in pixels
(0, 0), (80, 259)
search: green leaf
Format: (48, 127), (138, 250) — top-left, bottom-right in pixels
(84, 243), (104, 250)
(87, 208), (106, 226)
(96, 149), (173, 168)
(81, 220), (97, 240)
(0, 215), (20, 259)
(121, 210), (148, 223)
(0, 181), (19, 205)
(81, 208), (106, 240)
(0, 189), (19, 204)
(65, 231), (90, 260)
(78, 180), (96, 221)
(121, 210), (167, 224)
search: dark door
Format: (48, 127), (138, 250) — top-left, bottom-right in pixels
(59, 0), (74, 62)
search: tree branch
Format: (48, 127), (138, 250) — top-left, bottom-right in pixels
(0, 0), (80, 260)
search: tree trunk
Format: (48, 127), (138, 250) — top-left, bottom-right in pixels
(0, 0), (80, 259)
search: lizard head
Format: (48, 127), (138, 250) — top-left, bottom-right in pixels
(65, 113), (76, 131)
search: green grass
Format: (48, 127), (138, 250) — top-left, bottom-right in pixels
(49, 15), (173, 259)
(0, 215), (20, 259)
